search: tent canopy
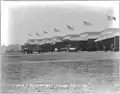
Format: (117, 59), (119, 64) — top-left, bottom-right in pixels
(95, 28), (120, 42)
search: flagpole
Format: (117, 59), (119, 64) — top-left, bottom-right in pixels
(114, 35), (116, 52)
(106, 15), (116, 52)
(84, 22), (88, 51)
(83, 21), (88, 72)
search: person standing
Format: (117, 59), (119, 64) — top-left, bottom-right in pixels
(111, 44), (114, 52)
(55, 48), (58, 52)
(103, 45), (106, 51)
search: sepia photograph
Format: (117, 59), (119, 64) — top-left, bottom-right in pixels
(1, 1), (120, 94)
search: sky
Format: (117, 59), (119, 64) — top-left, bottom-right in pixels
(1, 1), (119, 46)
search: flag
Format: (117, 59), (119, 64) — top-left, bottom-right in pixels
(53, 28), (60, 32)
(36, 33), (40, 36)
(28, 33), (32, 36)
(44, 31), (48, 34)
(106, 15), (116, 21)
(66, 25), (74, 31)
(83, 21), (92, 26)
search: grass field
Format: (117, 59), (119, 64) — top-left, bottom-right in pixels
(1, 52), (120, 94)
(2, 51), (120, 61)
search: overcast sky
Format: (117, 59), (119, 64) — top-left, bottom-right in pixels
(1, 1), (119, 45)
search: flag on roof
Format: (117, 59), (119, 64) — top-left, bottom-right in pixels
(44, 31), (48, 34)
(66, 25), (74, 31)
(106, 15), (116, 21)
(53, 28), (60, 32)
(83, 21), (92, 26)
(36, 33), (40, 36)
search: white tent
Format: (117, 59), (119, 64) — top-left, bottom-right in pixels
(69, 37), (87, 41)
(49, 36), (63, 44)
(95, 28), (120, 42)
(63, 34), (87, 41)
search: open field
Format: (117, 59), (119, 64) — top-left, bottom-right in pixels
(2, 51), (120, 61)
(1, 52), (120, 94)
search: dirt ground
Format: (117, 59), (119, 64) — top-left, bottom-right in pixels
(1, 52), (120, 94)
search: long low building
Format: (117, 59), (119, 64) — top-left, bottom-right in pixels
(95, 28), (119, 51)
(21, 28), (119, 53)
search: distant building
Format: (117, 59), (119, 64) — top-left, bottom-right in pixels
(2, 44), (22, 52)
(95, 28), (120, 51)
(21, 28), (119, 53)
